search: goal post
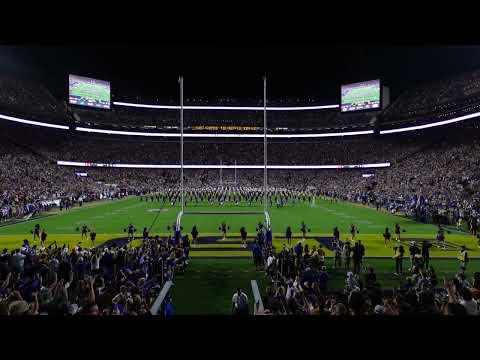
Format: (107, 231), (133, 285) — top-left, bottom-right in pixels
(175, 209), (271, 233)
(175, 76), (271, 235)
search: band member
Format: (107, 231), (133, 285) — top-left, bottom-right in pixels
(383, 227), (391, 247)
(191, 225), (199, 245)
(408, 241), (420, 270)
(471, 218), (478, 236)
(286, 226), (292, 246)
(394, 223), (401, 242)
(350, 224), (357, 240)
(127, 223), (136, 242)
(421, 240), (431, 269)
(40, 228), (47, 246)
(81, 224), (89, 241)
(333, 227), (340, 249)
(220, 221), (228, 240)
(334, 247), (342, 269)
(90, 229), (97, 248)
(33, 224), (40, 242)
(300, 222), (308, 240)
(240, 226), (248, 248)
(458, 245), (469, 269)
(393, 245), (405, 276)
(437, 225), (446, 250)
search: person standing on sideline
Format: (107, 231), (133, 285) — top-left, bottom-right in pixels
(350, 224), (357, 241)
(300, 222), (308, 241)
(33, 224), (40, 242)
(358, 240), (365, 270)
(191, 225), (199, 246)
(393, 245), (405, 276)
(286, 226), (292, 247)
(352, 242), (361, 274)
(343, 241), (352, 271)
(422, 240), (431, 269)
(394, 223), (401, 242)
(232, 288), (249, 315)
(383, 227), (391, 247)
(408, 241), (420, 271)
(240, 227), (248, 248)
(40, 228), (47, 247)
(333, 227), (340, 249)
(142, 227), (149, 242)
(458, 245), (469, 270)
(437, 225), (446, 250)
(90, 229), (97, 248)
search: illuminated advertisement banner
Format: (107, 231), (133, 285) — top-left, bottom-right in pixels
(57, 161), (390, 169)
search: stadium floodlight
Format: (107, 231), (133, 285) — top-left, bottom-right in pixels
(0, 113), (70, 130)
(56, 161), (391, 169)
(75, 126), (373, 138)
(380, 111), (480, 134)
(113, 101), (339, 111)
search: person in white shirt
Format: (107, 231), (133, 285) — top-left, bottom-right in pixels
(231, 288), (249, 315)
(12, 250), (26, 273)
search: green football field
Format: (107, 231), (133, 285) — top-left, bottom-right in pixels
(0, 196), (478, 258)
(2, 196), (478, 314)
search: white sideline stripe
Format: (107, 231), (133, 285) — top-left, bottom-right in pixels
(113, 101), (339, 111)
(380, 111), (480, 134)
(0, 113), (69, 130)
(56, 161), (391, 170)
(75, 126), (374, 138)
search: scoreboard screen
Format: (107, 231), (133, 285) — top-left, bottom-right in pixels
(341, 79), (380, 112)
(69, 74), (111, 109)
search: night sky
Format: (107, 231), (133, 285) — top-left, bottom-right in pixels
(1, 44), (480, 103)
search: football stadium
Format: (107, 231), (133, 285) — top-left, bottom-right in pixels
(1, 44), (480, 316)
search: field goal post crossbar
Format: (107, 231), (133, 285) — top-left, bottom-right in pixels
(176, 210), (271, 233)
(175, 76), (271, 233)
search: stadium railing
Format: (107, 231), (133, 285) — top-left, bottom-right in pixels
(150, 280), (173, 315)
(250, 280), (265, 315)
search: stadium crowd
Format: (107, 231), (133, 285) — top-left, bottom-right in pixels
(2, 121), (480, 233)
(0, 234), (189, 315)
(257, 238), (480, 315)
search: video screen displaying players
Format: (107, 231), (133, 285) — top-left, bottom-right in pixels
(69, 74), (111, 109)
(341, 79), (380, 112)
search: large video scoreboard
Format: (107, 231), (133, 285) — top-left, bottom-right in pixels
(69, 74), (111, 109)
(341, 79), (381, 112)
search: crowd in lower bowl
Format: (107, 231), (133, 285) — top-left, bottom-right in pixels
(0, 234), (190, 316)
(258, 238), (480, 315)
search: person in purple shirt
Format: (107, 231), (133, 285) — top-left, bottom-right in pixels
(318, 266), (329, 292)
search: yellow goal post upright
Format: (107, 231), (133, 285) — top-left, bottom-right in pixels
(174, 76), (272, 237)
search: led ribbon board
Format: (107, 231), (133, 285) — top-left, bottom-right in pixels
(57, 161), (390, 169)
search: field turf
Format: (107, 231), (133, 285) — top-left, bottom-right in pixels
(1, 196), (478, 314)
(172, 258), (480, 315)
(0, 196), (477, 257)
